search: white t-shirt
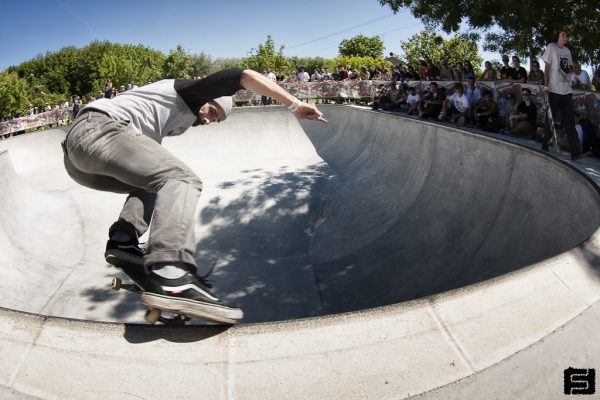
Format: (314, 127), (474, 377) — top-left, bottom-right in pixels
(448, 93), (470, 112)
(298, 71), (310, 83)
(542, 42), (573, 95)
(571, 70), (590, 89)
(407, 93), (421, 105)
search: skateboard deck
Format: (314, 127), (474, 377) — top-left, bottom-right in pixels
(110, 269), (236, 326)
(543, 95), (560, 153)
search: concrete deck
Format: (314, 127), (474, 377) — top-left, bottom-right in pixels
(0, 105), (599, 399)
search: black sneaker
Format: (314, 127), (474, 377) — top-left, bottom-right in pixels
(141, 270), (243, 324)
(104, 239), (145, 274)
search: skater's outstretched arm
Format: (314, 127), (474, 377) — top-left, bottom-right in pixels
(240, 69), (327, 123)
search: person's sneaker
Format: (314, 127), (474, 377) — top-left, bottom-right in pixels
(104, 238), (145, 274)
(141, 270), (243, 324)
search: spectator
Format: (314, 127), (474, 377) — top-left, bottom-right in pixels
(322, 67), (332, 81)
(261, 68), (276, 105)
(500, 55), (514, 81)
(480, 61), (497, 81)
(509, 88), (537, 137)
(465, 77), (481, 109)
(360, 66), (370, 80)
(337, 65), (349, 81)
(405, 65), (418, 80)
(453, 62), (464, 81)
(72, 96), (81, 120)
(27, 104), (34, 116)
(418, 61), (428, 80)
(502, 93), (518, 134)
(571, 62), (591, 91)
(297, 67), (310, 83)
(440, 83), (470, 126)
(509, 56), (527, 83)
(44, 103), (52, 112)
(405, 86), (421, 114)
(473, 91), (500, 132)
(542, 27), (586, 160)
(439, 60), (453, 80)
(463, 61), (476, 80)
(426, 61), (440, 80)
(418, 82), (445, 119)
(528, 60), (545, 85)
(592, 67), (600, 91)
(276, 71), (285, 83)
(104, 80), (113, 99)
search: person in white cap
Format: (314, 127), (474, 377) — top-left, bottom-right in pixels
(62, 68), (326, 323)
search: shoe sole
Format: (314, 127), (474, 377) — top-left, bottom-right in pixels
(141, 293), (243, 324)
(105, 250), (145, 274)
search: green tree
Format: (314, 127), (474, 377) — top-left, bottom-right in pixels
(400, 31), (482, 72)
(190, 52), (213, 77)
(242, 35), (288, 73)
(378, 0), (600, 65)
(339, 35), (385, 59)
(0, 71), (31, 119)
(163, 44), (192, 79)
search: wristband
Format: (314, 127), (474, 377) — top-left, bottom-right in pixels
(287, 98), (301, 112)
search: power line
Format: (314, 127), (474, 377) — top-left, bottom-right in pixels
(285, 12), (405, 50)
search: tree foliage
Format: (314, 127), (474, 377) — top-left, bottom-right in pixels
(400, 31), (482, 72)
(242, 35), (288, 73)
(0, 71), (30, 120)
(378, 0), (600, 65)
(339, 35), (385, 58)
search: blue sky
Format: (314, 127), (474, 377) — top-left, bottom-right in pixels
(1, 0), (492, 71)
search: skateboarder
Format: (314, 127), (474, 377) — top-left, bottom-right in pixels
(62, 68), (327, 322)
(541, 28), (586, 160)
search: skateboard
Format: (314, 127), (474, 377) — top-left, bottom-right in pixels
(542, 94), (560, 153)
(110, 269), (236, 326)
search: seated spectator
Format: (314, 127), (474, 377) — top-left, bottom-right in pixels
(571, 62), (591, 91)
(426, 61), (440, 80)
(510, 56), (527, 83)
(405, 86), (421, 114)
(418, 82), (445, 119)
(578, 115), (600, 156)
(501, 93), (518, 134)
(439, 60), (453, 80)
(440, 83), (470, 126)
(463, 61), (476, 80)
(372, 81), (399, 110)
(499, 55), (514, 81)
(509, 88), (537, 137)
(480, 61), (497, 81)
(527, 61), (544, 85)
(473, 91), (500, 132)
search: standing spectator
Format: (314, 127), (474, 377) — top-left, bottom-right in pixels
(418, 61), (428, 80)
(337, 65), (349, 81)
(440, 83), (470, 126)
(592, 67), (600, 92)
(426, 61), (440, 80)
(465, 77), (481, 109)
(509, 88), (538, 137)
(261, 68), (276, 105)
(528, 60), (545, 85)
(509, 56), (527, 83)
(27, 104), (34, 116)
(439, 61), (453, 80)
(570, 62), (591, 91)
(453, 62), (464, 81)
(463, 61), (476, 80)
(480, 61), (497, 81)
(297, 67), (310, 83)
(72, 96), (81, 120)
(500, 55), (514, 81)
(276, 71), (286, 83)
(44, 103), (52, 112)
(542, 28), (585, 160)
(104, 80), (113, 99)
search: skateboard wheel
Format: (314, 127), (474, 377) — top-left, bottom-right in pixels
(111, 277), (122, 291)
(145, 308), (161, 324)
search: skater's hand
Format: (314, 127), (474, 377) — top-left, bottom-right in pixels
(293, 102), (328, 123)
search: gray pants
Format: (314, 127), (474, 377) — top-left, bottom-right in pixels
(62, 110), (202, 269)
